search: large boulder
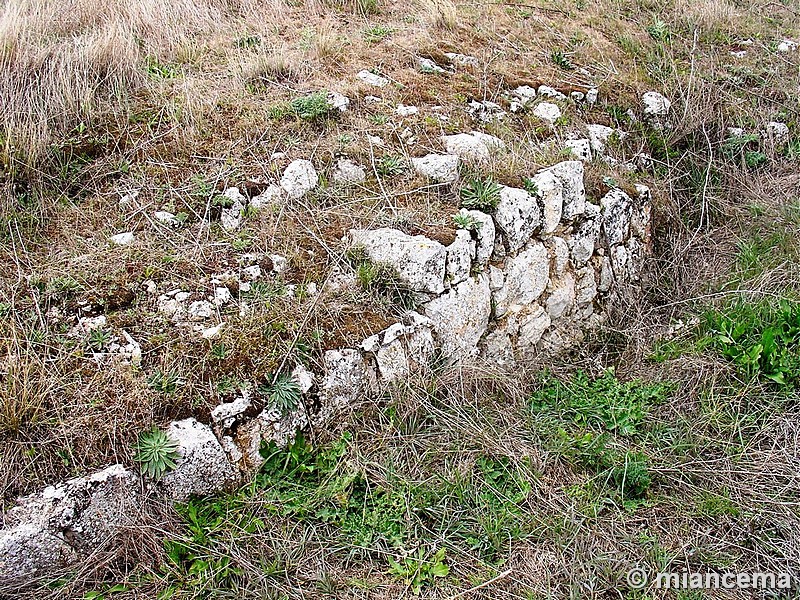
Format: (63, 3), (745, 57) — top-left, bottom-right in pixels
(422, 274), (492, 360)
(0, 465), (140, 580)
(600, 189), (633, 247)
(528, 171), (563, 234)
(493, 242), (550, 317)
(349, 228), (447, 295)
(160, 418), (241, 501)
(493, 186), (541, 253)
(412, 153), (460, 183)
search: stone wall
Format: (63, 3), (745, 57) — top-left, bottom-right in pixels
(0, 157), (652, 581)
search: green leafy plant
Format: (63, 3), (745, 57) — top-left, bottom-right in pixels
(363, 24), (393, 43)
(234, 34), (261, 49)
(87, 328), (113, 351)
(701, 299), (800, 386)
(646, 18), (671, 42)
(376, 155), (406, 176)
(388, 547), (449, 595)
(289, 91), (332, 121)
(452, 212), (483, 231)
(259, 374), (302, 413)
(550, 49), (574, 70)
(460, 177), (501, 211)
(521, 177), (539, 196)
(147, 369), (182, 394)
(134, 427), (180, 480)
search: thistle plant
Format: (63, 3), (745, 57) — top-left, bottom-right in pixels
(134, 427), (180, 480)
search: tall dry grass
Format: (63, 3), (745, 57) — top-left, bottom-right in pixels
(0, 0), (279, 170)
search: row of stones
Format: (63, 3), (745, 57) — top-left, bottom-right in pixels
(0, 152), (652, 584)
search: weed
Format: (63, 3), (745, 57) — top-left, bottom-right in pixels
(387, 547), (449, 595)
(363, 25), (393, 43)
(521, 177), (539, 196)
(234, 34), (261, 49)
(147, 369), (183, 394)
(452, 212), (483, 231)
(134, 427), (180, 480)
(259, 374), (302, 413)
(700, 299), (800, 386)
(646, 18), (671, 42)
(289, 91), (333, 121)
(376, 155), (406, 176)
(87, 328), (113, 351)
(550, 49), (574, 70)
(460, 177), (501, 211)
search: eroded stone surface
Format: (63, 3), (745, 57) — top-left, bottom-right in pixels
(412, 153), (460, 183)
(493, 242), (550, 317)
(494, 186), (541, 252)
(423, 274), (491, 360)
(361, 312), (436, 381)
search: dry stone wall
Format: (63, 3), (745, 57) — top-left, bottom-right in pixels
(0, 151), (652, 582)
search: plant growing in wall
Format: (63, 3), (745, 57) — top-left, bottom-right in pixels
(459, 177), (501, 211)
(134, 427), (180, 480)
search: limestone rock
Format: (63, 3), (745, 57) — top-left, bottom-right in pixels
(545, 273), (576, 319)
(161, 418), (240, 501)
(564, 138), (591, 161)
(494, 185), (541, 252)
(333, 159), (366, 185)
(642, 91), (671, 119)
(442, 131), (505, 162)
(327, 91), (350, 112)
(395, 103), (419, 117)
(109, 232), (135, 246)
(221, 187), (246, 232)
(533, 102), (561, 124)
(530, 171), (563, 234)
(188, 300), (214, 321)
(357, 70), (389, 87)
(538, 85), (567, 101)
(509, 303), (551, 357)
(154, 211), (181, 227)
(0, 465), (140, 579)
(543, 160), (585, 220)
(280, 160), (318, 199)
(575, 266), (598, 306)
(446, 229), (476, 285)
(361, 312), (436, 381)
(586, 124), (616, 155)
(569, 206), (601, 265)
(600, 189), (633, 247)
(249, 184), (284, 209)
(763, 121), (790, 144)
(480, 329), (517, 369)
(412, 153), (460, 183)
(349, 228), (447, 295)
(459, 209), (494, 266)
(547, 236), (570, 278)
(418, 56), (447, 74)
(445, 52), (479, 67)
(423, 274), (491, 360)
(316, 349), (378, 423)
(493, 242), (550, 317)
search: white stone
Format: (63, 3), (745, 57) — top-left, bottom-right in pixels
(395, 103), (419, 117)
(361, 312), (436, 382)
(493, 242), (550, 317)
(547, 236), (570, 278)
(349, 228), (447, 295)
(777, 39), (797, 53)
(586, 88), (599, 105)
(568, 209), (601, 265)
(154, 211), (180, 227)
(510, 303), (551, 356)
(249, 184), (284, 209)
(412, 153), (460, 183)
(221, 187), (246, 232)
(212, 287), (232, 306)
(188, 300), (214, 321)
(564, 138), (591, 161)
(764, 121), (790, 144)
(446, 229), (475, 285)
(161, 418), (240, 501)
(327, 91), (350, 112)
(423, 274), (491, 360)
(242, 265), (261, 280)
(543, 160), (586, 220)
(291, 364), (315, 394)
(109, 232), (135, 246)
(596, 255), (614, 292)
(600, 189), (633, 246)
(460, 209), (494, 266)
(442, 131), (504, 162)
(280, 160), (318, 199)
(529, 171), (563, 234)
(269, 254), (288, 274)
(119, 331), (142, 366)
(586, 124), (616, 155)
(212, 391), (252, 429)
(200, 322), (225, 340)
(333, 159), (366, 185)
(445, 52), (479, 67)
(69, 315), (107, 338)
(533, 102), (562, 124)
(316, 349), (377, 423)
(481, 330), (516, 369)
(642, 91), (671, 119)
(493, 186), (541, 252)
(570, 91), (585, 102)
(575, 266), (598, 306)
(545, 273), (575, 319)
(538, 85), (567, 101)
(418, 56), (447, 74)
(468, 100), (506, 123)
(0, 465), (139, 579)
(357, 70), (389, 87)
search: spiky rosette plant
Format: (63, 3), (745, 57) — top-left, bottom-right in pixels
(260, 373), (302, 413)
(459, 177), (501, 211)
(134, 427), (180, 480)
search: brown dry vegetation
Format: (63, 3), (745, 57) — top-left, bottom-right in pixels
(1, 0), (800, 597)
